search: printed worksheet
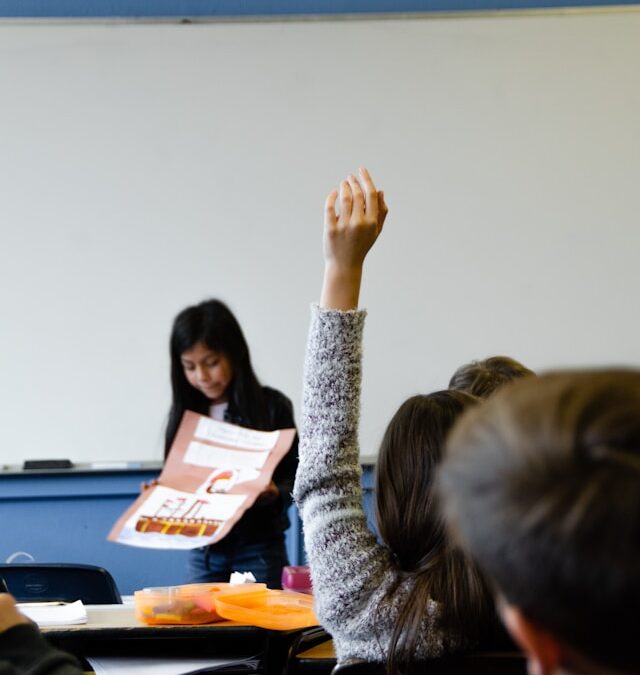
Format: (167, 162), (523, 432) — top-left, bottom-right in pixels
(108, 411), (296, 550)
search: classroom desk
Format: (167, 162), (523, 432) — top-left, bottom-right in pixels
(297, 640), (335, 660)
(42, 604), (314, 675)
(293, 639), (336, 674)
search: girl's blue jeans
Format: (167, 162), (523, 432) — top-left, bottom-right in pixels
(187, 534), (288, 589)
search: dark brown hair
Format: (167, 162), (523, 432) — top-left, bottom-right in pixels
(439, 370), (640, 672)
(375, 390), (494, 672)
(449, 356), (533, 398)
(165, 299), (268, 457)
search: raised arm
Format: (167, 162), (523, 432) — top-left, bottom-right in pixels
(320, 167), (387, 310)
(294, 169), (394, 662)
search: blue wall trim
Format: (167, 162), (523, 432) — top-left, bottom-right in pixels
(0, 469), (303, 594)
(0, 467), (377, 593)
(0, 0), (637, 18)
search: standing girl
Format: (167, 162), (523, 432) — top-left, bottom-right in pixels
(293, 168), (495, 671)
(166, 299), (298, 588)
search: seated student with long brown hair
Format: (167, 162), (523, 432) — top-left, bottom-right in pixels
(439, 369), (640, 675)
(293, 168), (495, 672)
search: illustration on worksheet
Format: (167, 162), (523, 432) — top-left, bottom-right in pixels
(108, 411), (296, 550)
(197, 467), (260, 495)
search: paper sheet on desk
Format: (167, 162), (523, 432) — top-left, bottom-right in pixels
(108, 411), (295, 550)
(18, 600), (87, 626)
(86, 655), (260, 674)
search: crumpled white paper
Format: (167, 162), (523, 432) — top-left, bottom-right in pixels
(229, 571), (257, 585)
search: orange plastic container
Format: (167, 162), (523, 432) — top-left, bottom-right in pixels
(134, 582), (265, 625)
(214, 587), (318, 630)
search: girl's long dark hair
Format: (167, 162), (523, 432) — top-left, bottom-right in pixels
(375, 390), (494, 673)
(165, 299), (268, 456)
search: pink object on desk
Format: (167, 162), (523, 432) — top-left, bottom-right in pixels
(281, 566), (312, 594)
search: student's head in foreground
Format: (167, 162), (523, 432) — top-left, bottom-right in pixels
(449, 356), (533, 398)
(375, 389), (495, 671)
(438, 369), (640, 675)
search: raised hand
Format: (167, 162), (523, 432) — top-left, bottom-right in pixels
(320, 167), (388, 310)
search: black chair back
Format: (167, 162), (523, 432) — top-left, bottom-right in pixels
(0, 563), (122, 604)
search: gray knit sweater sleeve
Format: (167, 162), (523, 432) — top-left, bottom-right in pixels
(293, 305), (444, 663)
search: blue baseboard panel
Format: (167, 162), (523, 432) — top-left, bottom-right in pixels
(0, 468), (304, 595)
(0, 0), (636, 18)
(0, 465), (377, 594)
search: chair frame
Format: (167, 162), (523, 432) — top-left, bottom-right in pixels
(0, 562), (122, 604)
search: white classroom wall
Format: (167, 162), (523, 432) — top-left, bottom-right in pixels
(1, 9), (639, 466)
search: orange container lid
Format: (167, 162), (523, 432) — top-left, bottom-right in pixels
(214, 587), (318, 631)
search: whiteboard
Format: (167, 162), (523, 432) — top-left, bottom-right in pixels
(1, 9), (639, 466)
